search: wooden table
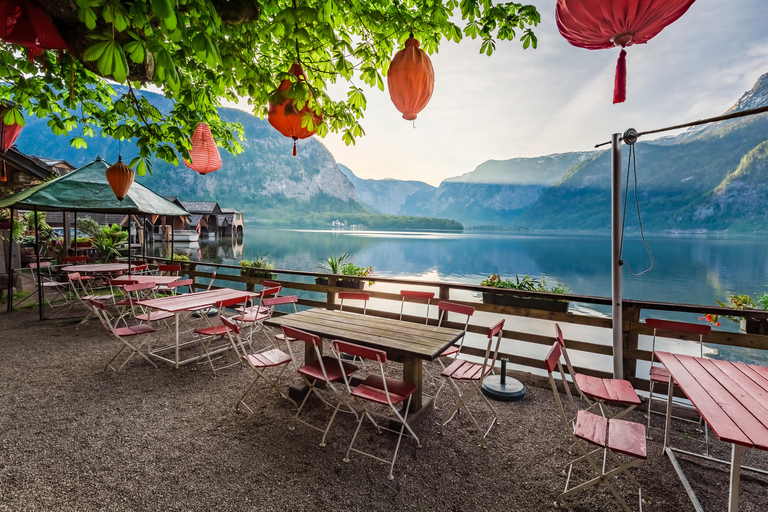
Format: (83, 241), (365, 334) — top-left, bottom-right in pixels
(61, 263), (134, 274)
(265, 308), (464, 426)
(137, 288), (259, 368)
(109, 275), (182, 286)
(656, 351), (768, 511)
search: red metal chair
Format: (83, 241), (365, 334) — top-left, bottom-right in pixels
(263, 295), (299, 344)
(645, 318), (711, 433)
(89, 298), (158, 372)
(333, 340), (420, 480)
(68, 272), (114, 322)
(399, 290), (434, 324)
(112, 281), (157, 325)
(282, 325), (358, 447)
(221, 317), (296, 414)
(555, 323), (641, 420)
(544, 341), (646, 511)
(438, 319), (504, 448)
(231, 286), (281, 346)
(432, 301), (476, 404)
(193, 295), (253, 374)
(157, 264), (181, 276)
(165, 278), (193, 295)
(338, 292), (370, 315)
(27, 261), (71, 309)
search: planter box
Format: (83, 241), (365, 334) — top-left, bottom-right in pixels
(337, 278), (365, 289)
(482, 292), (569, 313)
(74, 241), (92, 248)
(740, 317), (768, 335)
(0, 221), (10, 230)
(315, 277), (339, 287)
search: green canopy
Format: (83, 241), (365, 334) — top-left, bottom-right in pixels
(0, 157), (189, 216)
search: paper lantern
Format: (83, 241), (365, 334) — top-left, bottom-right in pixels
(556, 0), (696, 103)
(268, 63), (322, 156)
(0, 105), (23, 182)
(105, 156), (134, 201)
(0, 0), (68, 58)
(387, 36), (435, 121)
(184, 122), (222, 174)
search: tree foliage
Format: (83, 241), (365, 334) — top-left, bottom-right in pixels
(0, 0), (539, 175)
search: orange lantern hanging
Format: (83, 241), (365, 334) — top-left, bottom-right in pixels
(184, 122), (222, 174)
(268, 63), (322, 156)
(105, 156), (134, 201)
(387, 35), (435, 121)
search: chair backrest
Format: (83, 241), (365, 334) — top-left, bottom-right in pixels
(28, 261), (51, 269)
(157, 264), (181, 275)
(281, 325), (323, 372)
(124, 282), (156, 293)
(221, 316), (241, 334)
(646, 318), (711, 361)
(554, 323), (581, 402)
(338, 292), (370, 315)
(216, 295), (252, 310)
(437, 301), (475, 355)
(479, 320), (505, 378)
(544, 341), (577, 432)
(167, 278), (193, 294)
(399, 290), (434, 324)
(132, 264), (149, 273)
(262, 295), (298, 315)
(205, 271), (217, 291)
(262, 279), (281, 290)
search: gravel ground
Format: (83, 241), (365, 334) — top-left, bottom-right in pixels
(1, 305), (768, 511)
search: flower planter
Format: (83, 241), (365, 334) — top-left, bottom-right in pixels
(337, 278), (365, 289)
(255, 271), (277, 280)
(74, 241), (92, 249)
(740, 317), (768, 335)
(315, 276), (339, 287)
(482, 292), (569, 313)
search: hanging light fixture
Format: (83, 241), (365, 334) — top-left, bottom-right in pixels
(555, 0), (697, 104)
(183, 122), (222, 174)
(268, 63), (322, 156)
(0, 103), (23, 183)
(105, 156), (134, 201)
(0, 0), (68, 60)
(387, 34), (435, 121)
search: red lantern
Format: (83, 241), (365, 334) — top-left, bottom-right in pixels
(0, 104), (22, 182)
(0, 0), (68, 58)
(387, 36), (435, 121)
(184, 122), (222, 175)
(105, 156), (135, 201)
(556, 0), (696, 104)
(268, 63), (322, 156)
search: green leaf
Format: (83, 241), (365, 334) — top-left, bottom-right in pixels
(150, 0), (173, 20)
(83, 41), (110, 62)
(69, 136), (87, 149)
(123, 41), (145, 64)
(78, 5), (97, 30)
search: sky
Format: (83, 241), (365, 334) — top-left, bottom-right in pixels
(275, 0), (768, 186)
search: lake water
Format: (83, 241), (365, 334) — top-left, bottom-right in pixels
(149, 229), (768, 367)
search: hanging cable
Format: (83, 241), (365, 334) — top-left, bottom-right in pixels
(618, 130), (654, 276)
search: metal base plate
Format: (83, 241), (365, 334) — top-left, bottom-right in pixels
(481, 375), (526, 402)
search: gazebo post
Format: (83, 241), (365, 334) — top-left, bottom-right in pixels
(127, 216), (132, 275)
(33, 207), (44, 320)
(6, 207), (14, 312)
(171, 221), (175, 260)
(142, 213), (146, 261)
(73, 211), (78, 257)
(611, 133), (623, 379)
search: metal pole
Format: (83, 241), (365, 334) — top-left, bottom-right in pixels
(34, 207), (43, 320)
(611, 133), (623, 379)
(171, 218), (175, 260)
(142, 213), (146, 260)
(127, 215), (132, 275)
(6, 207), (14, 312)
(73, 211), (77, 257)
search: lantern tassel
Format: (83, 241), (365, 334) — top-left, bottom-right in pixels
(613, 49), (627, 104)
(293, 140), (297, 157)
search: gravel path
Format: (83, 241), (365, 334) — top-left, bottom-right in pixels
(1, 305), (767, 511)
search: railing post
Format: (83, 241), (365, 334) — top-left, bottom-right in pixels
(188, 262), (197, 291)
(438, 285), (450, 324)
(622, 304), (640, 383)
(245, 268), (255, 292)
(326, 282), (336, 311)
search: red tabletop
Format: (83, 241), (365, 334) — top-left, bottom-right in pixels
(61, 263), (134, 273)
(655, 351), (768, 451)
(136, 288), (259, 313)
(109, 275), (182, 285)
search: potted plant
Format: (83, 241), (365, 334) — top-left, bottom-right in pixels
(73, 236), (92, 248)
(172, 253), (191, 272)
(316, 252), (348, 286)
(480, 273), (570, 312)
(239, 252), (277, 279)
(338, 262), (374, 289)
(700, 293), (768, 334)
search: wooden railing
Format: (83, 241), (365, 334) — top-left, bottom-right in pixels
(153, 258), (768, 398)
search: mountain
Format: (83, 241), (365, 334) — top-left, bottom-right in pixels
(338, 164), (435, 215)
(516, 73), (768, 233)
(401, 152), (594, 226)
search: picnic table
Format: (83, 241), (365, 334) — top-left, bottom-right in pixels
(137, 288), (259, 368)
(265, 308), (464, 427)
(656, 351), (768, 511)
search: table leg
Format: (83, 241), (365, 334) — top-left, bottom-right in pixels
(729, 444), (747, 512)
(402, 356), (423, 411)
(175, 312), (180, 369)
(663, 375), (674, 454)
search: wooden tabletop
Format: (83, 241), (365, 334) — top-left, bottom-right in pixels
(655, 351), (768, 451)
(265, 309), (464, 361)
(109, 275), (182, 285)
(61, 263), (133, 273)
(137, 288), (258, 313)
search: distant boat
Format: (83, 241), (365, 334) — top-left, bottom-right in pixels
(153, 230), (200, 242)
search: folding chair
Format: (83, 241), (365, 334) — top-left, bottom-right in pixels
(555, 324), (641, 420)
(544, 341), (646, 512)
(26, 262), (71, 310)
(157, 264), (181, 276)
(264, 295), (299, 344)
(231, 286), (282, 346)
(68, 272), (114, 322)
(165, 278), (193, 296)
(282, 325), (358, 447)
(89, 298), (158, 372)
(432, 301), (475, 404)
(645, 318), (711, 433)
(193, 295), (252, 374)
(338, 292), (370, 315)
(438, 319), (504, 448)
(113, 281), (157, 326)
(222, 317), (296, 414)
(399, 290), (434, 324)
(334, 340), (420, 480)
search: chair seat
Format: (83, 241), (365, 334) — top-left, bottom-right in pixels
(574, 409), (608, 447)
(41, 281), (67, 288)
(608, 418), (647, 459)
(232, 311), (269, 323)
(135, 310), (174, 322)
(114, 298), (133, 307)
(273, 333), (297, 342)
(298, 356), (357, 382)
(245, 348), (291, 368)
(441, 358), (492, 381)
(83, 294), (115, 302)
(235, 305), (269, 315)
(649, 365), (671, 383)
(351, 375), (416, 405)
(113, 324), (157, 337)
(574, 374), (641, 406)
(440, 345), (460, 357)
(194, 325), (233, 336)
